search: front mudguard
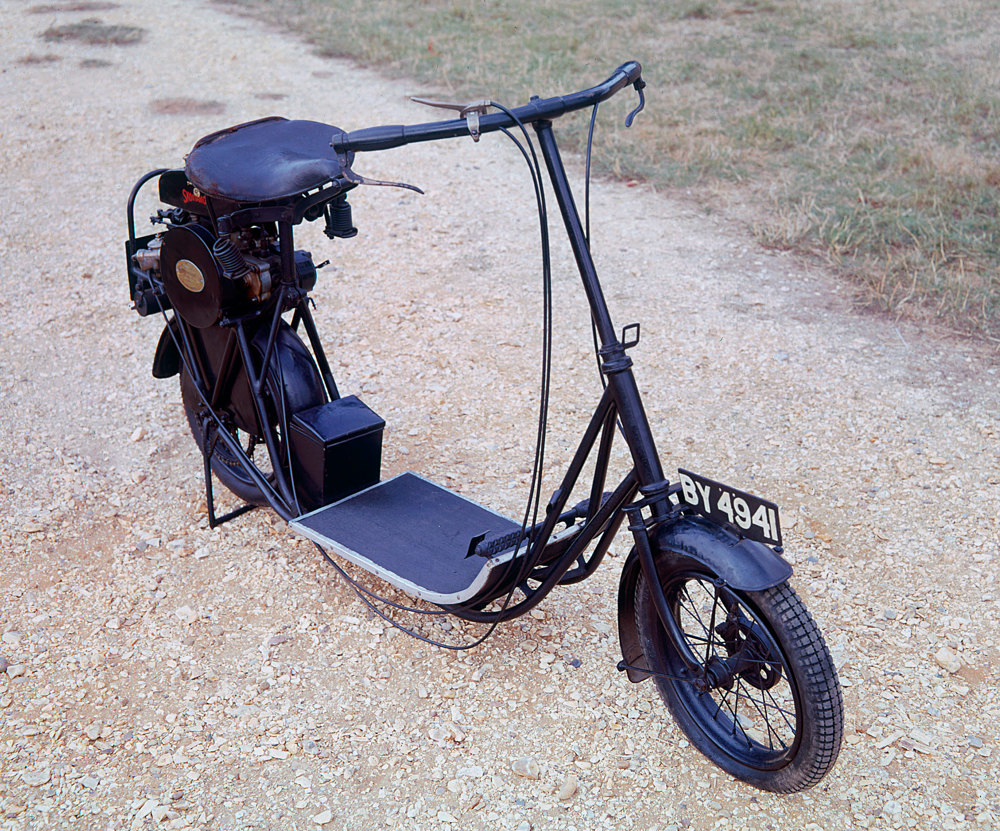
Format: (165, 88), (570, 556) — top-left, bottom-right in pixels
(617, 515), (792, 682)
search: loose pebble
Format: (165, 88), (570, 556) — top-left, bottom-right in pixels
(935, 646), (962, 673)
(511, 757), (539, 780)
(21, 769), (50, 787)
(174, 605), (197, 624)
(558, 774), (578, 800)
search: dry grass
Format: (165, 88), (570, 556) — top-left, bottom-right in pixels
(217, 0), (1000, 337)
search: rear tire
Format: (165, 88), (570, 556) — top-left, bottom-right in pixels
(634, 561), (842, 792)
(179, 321), (326, 509)
(181, 366), (272, 507)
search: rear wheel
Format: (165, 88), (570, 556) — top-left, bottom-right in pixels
(634, 562), (842, 792)
(179, 321), (326, 509)
(181, 366), (273, 506)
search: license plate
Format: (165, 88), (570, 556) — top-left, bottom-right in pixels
(677, 469), (782, 548)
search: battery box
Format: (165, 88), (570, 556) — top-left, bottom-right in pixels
(289, 395), (385, 512)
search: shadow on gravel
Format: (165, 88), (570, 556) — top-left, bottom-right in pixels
(41, 17), (144, 46)
(30, 1), (119, 11)
(150, 98), (226, 116)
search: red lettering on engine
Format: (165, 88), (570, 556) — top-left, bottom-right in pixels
(182, 188), (207, 206)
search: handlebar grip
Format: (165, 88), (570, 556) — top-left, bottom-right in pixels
(331, 125), (407, 153)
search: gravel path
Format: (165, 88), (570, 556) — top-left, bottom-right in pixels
(2, 1), (999, 829)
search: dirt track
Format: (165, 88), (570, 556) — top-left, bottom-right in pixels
(1, 1), (999, 829)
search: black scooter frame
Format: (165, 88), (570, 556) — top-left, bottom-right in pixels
(125, 61), (843, 794)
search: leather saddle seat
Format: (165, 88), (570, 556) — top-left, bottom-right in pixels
(185, 117), (350, 203)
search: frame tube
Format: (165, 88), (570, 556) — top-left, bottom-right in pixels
(532, 120), (667, 505)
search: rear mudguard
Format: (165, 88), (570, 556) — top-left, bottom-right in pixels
(152, 317), (325, 426)
(152, 317), (182, 378)
(617, 515), (793, 682)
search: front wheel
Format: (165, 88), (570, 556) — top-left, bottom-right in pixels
(634, 562), (842, 792)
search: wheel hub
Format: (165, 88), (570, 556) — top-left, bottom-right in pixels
(714, 612), (783, 691)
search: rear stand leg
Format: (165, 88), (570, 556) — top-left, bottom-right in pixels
(201, 418), (256, 529)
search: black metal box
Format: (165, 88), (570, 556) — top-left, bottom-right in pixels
(289, 395), (385, 511)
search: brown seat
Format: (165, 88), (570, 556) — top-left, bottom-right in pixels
(184, 117), (349, 202)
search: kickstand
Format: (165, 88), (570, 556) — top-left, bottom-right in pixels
(202, 420), (256, 529)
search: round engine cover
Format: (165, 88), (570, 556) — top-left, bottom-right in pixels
(161, 223), (227, 328)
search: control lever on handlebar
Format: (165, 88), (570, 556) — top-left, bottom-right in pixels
(625, 78), (646, 128)
(342, 166), (424, 195)
(409, 97), (492, 142)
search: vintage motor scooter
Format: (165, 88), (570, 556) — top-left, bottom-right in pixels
(125, 61), (842, 792)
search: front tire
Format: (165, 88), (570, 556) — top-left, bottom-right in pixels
(634, 562), (842, 792)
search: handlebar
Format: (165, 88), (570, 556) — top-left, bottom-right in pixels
(331, 61), (643, 154)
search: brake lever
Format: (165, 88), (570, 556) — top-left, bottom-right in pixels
(625, 78), (646, 128)
(409, 96), (492, 142)
(342, 167), (424, 194)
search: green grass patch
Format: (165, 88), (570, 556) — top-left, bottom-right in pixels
(220, 0), (1000, 337)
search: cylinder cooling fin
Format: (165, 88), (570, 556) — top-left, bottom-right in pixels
(211, 236), (251, 280)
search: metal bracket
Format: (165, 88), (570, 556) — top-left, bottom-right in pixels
(410, 97), (492, 142)
(621, 322), (640, 350)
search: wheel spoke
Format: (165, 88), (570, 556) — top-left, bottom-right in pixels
(732, 677), (755, 749)
(737, 676), (788, 751)
(676, 581), (733, 659)
(762, 681), (798, 736)
(680, 632), (726, 648)
(715, 683), (754, 750)
(705, 583), (720, 664)
(731, 677), (742, 739)
(677, 584), (712, 640)
(732, 685), (797, 723)
(710, 679), (735, 723)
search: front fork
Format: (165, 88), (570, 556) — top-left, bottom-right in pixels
(623, 500), (715, 688)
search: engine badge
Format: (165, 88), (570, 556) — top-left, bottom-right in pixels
(175, 258), (205, 293)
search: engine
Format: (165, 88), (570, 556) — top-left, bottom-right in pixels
(130, 220), (317, 327)
(159, 224), (268, 328)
